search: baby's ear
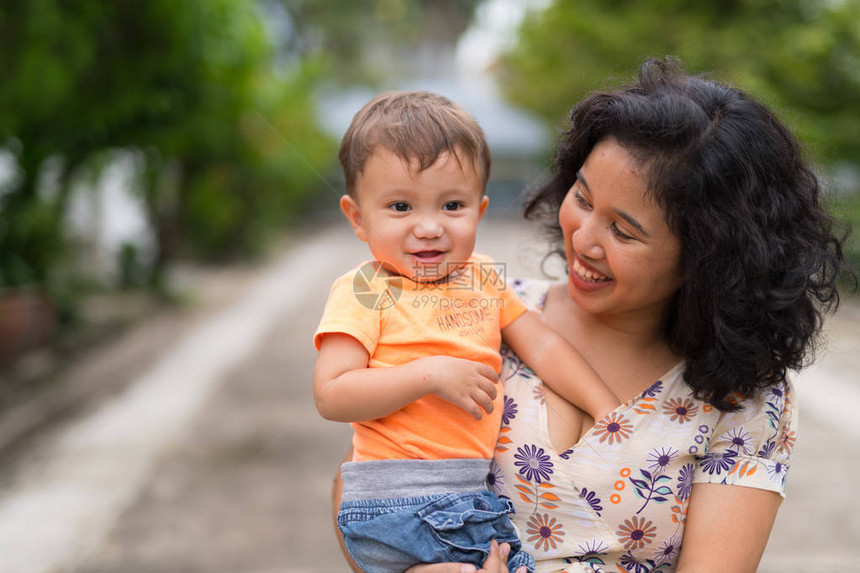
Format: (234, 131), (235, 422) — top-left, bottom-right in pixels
(339, 195), (367, 242)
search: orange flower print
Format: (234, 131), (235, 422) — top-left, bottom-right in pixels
(670, 503), (686, 524)
(593, 412), (633, 445)
(663, 397), (698, 423)
(616, 516), (656, 551)
(526, 513), (565, 551)
(778, 428), (796, 453)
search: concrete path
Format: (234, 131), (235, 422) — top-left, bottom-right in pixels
(0, 220), (856, 573)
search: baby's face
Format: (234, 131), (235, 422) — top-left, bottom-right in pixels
(340, 148), (487, 282)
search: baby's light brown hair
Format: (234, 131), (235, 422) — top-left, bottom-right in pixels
(338, 91), (491, 196)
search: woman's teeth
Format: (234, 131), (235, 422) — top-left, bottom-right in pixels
(572, 258), (610, 282)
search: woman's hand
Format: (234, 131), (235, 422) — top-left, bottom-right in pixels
(405, 540), (528, 573)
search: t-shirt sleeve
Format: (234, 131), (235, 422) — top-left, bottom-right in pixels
(693, 378), (797, 497)
(313, 270), (380, 356)
(498, 282), (529, 328)
(472, 254), (528, 328)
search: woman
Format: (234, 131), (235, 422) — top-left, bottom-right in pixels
(334, 58), (851, 572)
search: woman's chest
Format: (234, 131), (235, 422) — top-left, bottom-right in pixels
(540, 357), (680, 453)
(492, 357), (710, 569)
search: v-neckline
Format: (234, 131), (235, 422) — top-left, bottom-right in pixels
(539, 360), (685, 459)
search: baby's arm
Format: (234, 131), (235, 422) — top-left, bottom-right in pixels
(501, 312), (620, 422)
(314, 333), (500, 422)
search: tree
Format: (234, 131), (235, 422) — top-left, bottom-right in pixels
(498, 0), (860, 165)
(0, 0), (333, 294)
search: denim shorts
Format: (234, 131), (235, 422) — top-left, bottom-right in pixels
(338, 459), (535, 573)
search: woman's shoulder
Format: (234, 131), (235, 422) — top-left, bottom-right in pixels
(510, 277), (555, 310)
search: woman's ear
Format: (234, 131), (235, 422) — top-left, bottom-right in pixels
(339, 195), (367, 242)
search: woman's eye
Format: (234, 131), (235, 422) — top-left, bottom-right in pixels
(611, 223), (634, 241)
(443, 201), (464, 211)
(389, 202), (410, 212)
(573, 190), (591, 209)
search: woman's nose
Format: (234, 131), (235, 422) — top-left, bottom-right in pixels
(571, 216), (604, 259)
(413, 215), (443, 239)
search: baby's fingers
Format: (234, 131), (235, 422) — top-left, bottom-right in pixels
(478, 375), (498, 401)
(472, 387), (495, 416)
(478, 363), (500, 383)
(457, 395), (484, 421)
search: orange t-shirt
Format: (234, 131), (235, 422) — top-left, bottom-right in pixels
(314, 253), (528, 462)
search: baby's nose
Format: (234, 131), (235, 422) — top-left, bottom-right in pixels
(413, 216), (443, 238)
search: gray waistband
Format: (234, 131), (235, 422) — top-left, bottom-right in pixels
(340, 458), (491, 502)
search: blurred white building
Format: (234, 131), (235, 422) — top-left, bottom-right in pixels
(65, 152), (155, 285)
(315, 0), (551, 215)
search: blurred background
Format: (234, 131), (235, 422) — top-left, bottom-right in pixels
(0, 1), (858, 572)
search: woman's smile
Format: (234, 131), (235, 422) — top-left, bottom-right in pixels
(571, 256), (611, 283)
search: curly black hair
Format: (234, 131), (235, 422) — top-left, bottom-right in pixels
(524, 57), (852, 411)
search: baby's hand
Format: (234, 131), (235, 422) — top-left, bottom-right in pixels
(415, 356), (499, 420)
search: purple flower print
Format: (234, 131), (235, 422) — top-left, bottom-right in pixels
(580, 488), (603, 516)
(767, 461), (787, 485)
(676, 463), (694, 501)
(486, 461), (505, 493)
(514, 444), (554, 483)
(559, 448), (574, 460)
(653, 535), (681, 564)
(619, 552), (653, 573)
(758, 440), (776, 458)
(646, 446), (679, 473)
(722, 426), (753, 454)
(502, 396), (518, 425)
(699, 450), (738, 476)
(641, 380), (664, 398)
(573, 539), (609, 565)
(577, 539), (610, 555)
(500, 346), (533, 381)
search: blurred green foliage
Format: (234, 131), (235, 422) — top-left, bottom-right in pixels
(499, 0), (860, 272)
(281, 0), (482, 85)
(500, 0), (860, 167)
(0, 0), (333, 295)
(832, 190), (860, 274)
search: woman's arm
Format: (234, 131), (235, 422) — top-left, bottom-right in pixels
(314, 333), (499, 421)
(333, 447), (363, 573)
(675, 483), (781, 573)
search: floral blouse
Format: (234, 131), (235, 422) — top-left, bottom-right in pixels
(490, 279), (796, 573)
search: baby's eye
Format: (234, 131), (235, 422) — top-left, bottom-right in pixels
(388, 202), (410, 212)
(442, 201), (464, 211)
